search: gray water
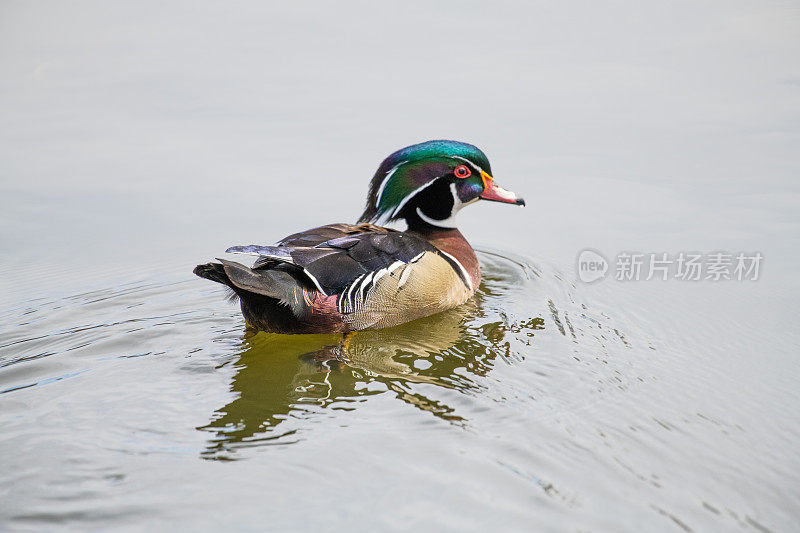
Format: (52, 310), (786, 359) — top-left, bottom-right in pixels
(1, 2), (799, 531)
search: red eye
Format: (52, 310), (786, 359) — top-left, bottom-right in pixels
(454, 165), (471, 179)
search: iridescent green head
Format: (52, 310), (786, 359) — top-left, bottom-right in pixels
(359, 140), (524, 230)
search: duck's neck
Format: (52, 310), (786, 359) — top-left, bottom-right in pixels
(407, 224), (481, 292)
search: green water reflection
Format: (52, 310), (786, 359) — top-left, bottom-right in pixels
(199, 272), (544, 460)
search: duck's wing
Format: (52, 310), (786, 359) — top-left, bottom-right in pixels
(226, 223), (440, 297)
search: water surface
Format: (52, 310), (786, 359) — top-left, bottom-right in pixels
(1, 1), (799, 531)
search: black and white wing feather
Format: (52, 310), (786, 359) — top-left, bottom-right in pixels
(226, 223), (439, 297)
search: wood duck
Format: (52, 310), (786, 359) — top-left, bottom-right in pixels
(194, 140), (524, 334)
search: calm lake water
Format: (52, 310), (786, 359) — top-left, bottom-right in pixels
(1, 2), (799, 531)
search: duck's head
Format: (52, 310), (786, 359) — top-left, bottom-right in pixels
(359, 140), (524, 231)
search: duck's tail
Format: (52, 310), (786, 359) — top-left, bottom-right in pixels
(194, 259), (312, 330)
(193, 262), (233, 289)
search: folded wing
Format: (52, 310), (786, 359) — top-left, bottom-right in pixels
(226, 223), (439, 297)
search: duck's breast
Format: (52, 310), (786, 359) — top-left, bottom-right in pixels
(342, 251), (473, 330)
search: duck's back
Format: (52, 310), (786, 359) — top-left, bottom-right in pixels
(195, 223), (476, 333)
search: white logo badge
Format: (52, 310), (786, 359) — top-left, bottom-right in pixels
(577, 249), (609, 283)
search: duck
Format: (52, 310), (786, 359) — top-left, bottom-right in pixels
(194, 140), (524, 334)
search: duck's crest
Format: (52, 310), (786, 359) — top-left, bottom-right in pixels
(358, 140), (491, 225)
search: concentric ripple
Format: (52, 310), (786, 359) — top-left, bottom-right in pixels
(0, 250), (789, 531)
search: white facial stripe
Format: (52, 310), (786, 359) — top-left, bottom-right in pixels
(381, 156), (481, 209)
(374, 157), (488, 226)
(375, 162), (405, 208)
(373, 156), (486, 225)
(372, 176), (442, 225)
(450, 182), (465, 210)
(451, 156), (485, 175)
(389, 178), (438, 218)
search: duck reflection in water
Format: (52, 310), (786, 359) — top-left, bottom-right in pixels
(199, 263), (544, 460)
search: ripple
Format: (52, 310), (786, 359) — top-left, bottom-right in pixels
(0, 248), (793, 531)
(193, 248), (645, 460)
